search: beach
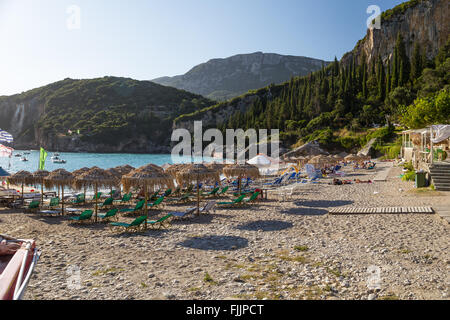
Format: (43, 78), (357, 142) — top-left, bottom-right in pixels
(1, 163), (449, 300)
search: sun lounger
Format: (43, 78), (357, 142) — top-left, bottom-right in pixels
(109, 215), (147, 233)
(149, 196), (165, 209)
(38, 210), (61, 216)
(119, 200), (145, 215)
(163, 189), (172, 197)
(48, 197), (60, 209)
(91, 192), (102, 201)
(25, 200), (40, 212)
(69, 210), (94, 223)
(217, 186), (229, 196)
(244, 191), (260, 203)
(171, 207), (196, 220)
(72, 194), (85, 205)
(217, 194), (246, 207)
(146, 213), (173, 229)
(99, 197), (114, 208)
(98, 208), (119, 221)
(203, 187), (220, 197)
(114, 192), (132, 204)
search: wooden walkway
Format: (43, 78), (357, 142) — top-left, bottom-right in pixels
(329, 207), (434, 215)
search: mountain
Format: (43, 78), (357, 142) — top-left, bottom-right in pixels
(0, 77), (214, 153)
(341, 0), (449, 67)
(174, 0), (449, 155)
(152, 52), (330, 101)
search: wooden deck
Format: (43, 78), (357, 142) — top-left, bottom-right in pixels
(329, 207), (434, 215)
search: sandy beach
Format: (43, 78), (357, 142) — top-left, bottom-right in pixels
(1, 162), (449, 300)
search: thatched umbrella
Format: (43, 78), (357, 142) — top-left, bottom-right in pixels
(74, 167), (118, 222)
(72, 167), (91, 200)
(165, 163), (189, 178)
(223, 163), (260, 194)
(308, 155), (330, 168)
(44, 169), (74, 215)
(113, 165), (135, 176)
(31, 170), (50, 207)
(122, 164), (174, 229)
(176, 164), (220, 215)
(345, 154), (361, 162)
(7, 171), (33, 205)
(205, 162), (225, 171)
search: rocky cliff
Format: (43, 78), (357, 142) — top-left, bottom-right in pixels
(341, 0), (449, 66)
(153, 52), (329, 101)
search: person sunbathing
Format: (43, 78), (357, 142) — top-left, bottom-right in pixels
(354, 179), (373, 183)
(0, 239), (21, 256)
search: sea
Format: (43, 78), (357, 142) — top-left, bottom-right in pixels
(0, 150), (216, 174)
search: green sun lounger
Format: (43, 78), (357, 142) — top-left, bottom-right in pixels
(99, 197), (114, 208)
(149, 196), (165, 209)
(149, 190), (160, 201)
(91, 192), (102, 201)
(163, 189), (172, 197)
(217, 194), (246, 206)
(203, 187), (220, 197)
(119, 200), (145, 215)
(218, 186), (229, 196)
(98, 208), (119, 221)
(49, 197), (60, 208)
(114, 192), (132, 204)
(25, 200), (40, 212)
(70, 210), (94, 223)
(146, 213), (173, 229)
(109, 215), (147, 232)
(72, 193), (85, 205)
(244, 191), (261, 203)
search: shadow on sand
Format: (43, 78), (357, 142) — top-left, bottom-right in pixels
(294, 200), (353, 208)
(281, 207), (329, 216)
(178, 235), (248, 251)
(235, 220), (293, 232)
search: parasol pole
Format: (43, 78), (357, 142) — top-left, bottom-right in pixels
(196, 172), (200, 215)
(144, 184), (148, 229)
(21, 183), (24, 206)
(94, 183), (98, 222)
(61, 186), (65, 215)
(41, 179), (44, 208)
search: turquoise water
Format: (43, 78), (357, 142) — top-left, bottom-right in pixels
(0, 150), (216, 174)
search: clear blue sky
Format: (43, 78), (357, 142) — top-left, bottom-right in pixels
(0, 0), (405, 96)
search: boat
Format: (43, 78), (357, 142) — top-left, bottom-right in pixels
(52, 157), (66, 164)
(14, 154), (22, 157)
(20, 157), (28, 162)
(0, 235), (41, 300)
(23, 152), (30, 155)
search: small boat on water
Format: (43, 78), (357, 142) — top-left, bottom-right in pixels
(14, 154), (22, 157)
(20, 157), (28, 162)
(0, 235), (41, 300)
(52, 156), (66, 164)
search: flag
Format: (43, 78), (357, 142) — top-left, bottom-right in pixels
(0, 144), (14, 157)
(0, 129), (13, 143)
(39, 147), (48, 170)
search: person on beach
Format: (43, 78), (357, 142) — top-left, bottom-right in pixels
(0, 239), (21, 256)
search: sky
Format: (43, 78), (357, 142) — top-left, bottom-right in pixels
(0, 0), (405, 96)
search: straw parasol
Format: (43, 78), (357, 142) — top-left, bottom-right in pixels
(164, 163), (189, 178)
(122, 164), (174, 229)
(72, 167), (91, 200)
(308, 155), (330, 168)
(345, 154), (361, 162)
(31, 170), (50, 207)
(7, 170), (33, 205)
(44, 169), (74, 215)
(176, 164), (220, 215)
(223, 163), (260, 194)
(205, 162), (226, 172)
(74, 167), (118, 222)
(113, 165), (135, 176)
